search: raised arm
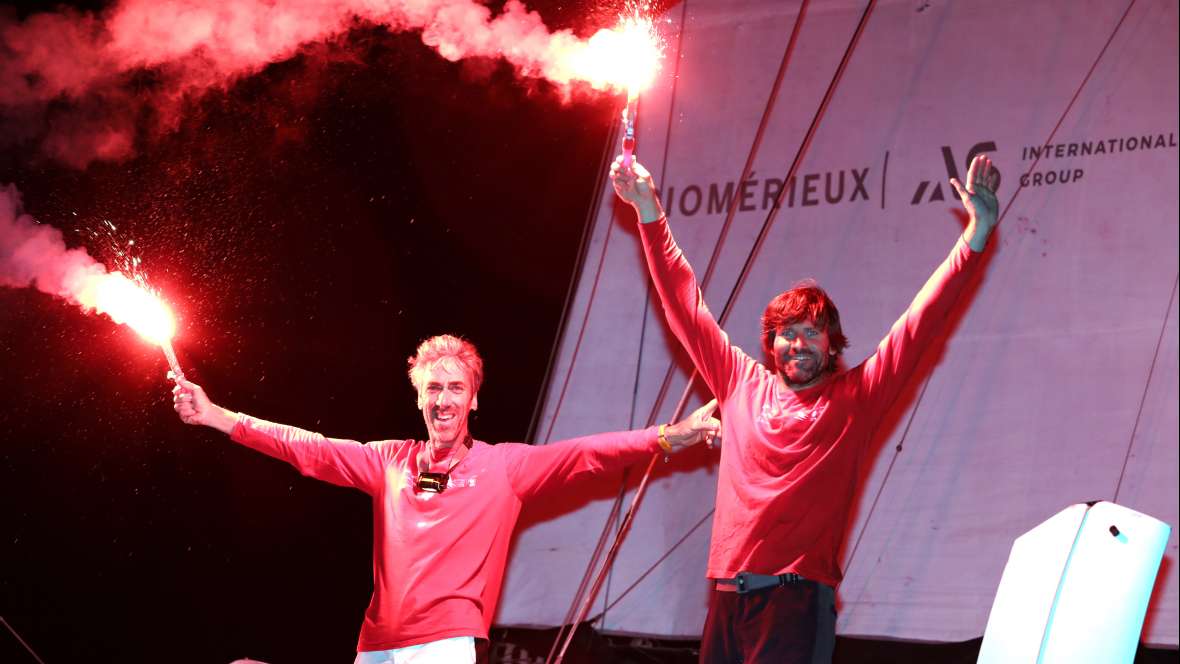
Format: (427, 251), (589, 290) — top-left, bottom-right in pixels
(859, 154), (1000, 398)
(610, 157), (750, 400)
(506, 400), (721, 501)
(172, 377), (385, 493)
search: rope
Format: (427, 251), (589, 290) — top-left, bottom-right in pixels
(550, 2), (880, 660)
(542, 2), (693, 660)
(843, 0), (1140, 581)
(1113, 274), (1177, 502)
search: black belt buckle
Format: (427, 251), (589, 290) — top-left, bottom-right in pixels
(735, 571), (747, 593)
(735, 571), (761, 594)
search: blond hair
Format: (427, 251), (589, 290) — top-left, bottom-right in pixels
(407, 334), (484, 392)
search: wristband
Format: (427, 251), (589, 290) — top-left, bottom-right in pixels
(657, 424), (674, 453)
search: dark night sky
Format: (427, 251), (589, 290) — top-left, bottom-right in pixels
(0, 2), (654, 661)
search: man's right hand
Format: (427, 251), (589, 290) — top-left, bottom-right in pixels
(610, 155), (665, 223)
(172, 375), (239, 434)
(662, 399), (722, 452)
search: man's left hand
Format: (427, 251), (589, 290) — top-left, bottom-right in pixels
(950, 153), (1000, 251)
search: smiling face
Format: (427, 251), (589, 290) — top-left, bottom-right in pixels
(416, 357), (478, 448)
(773, 319), (837, 389)
(761, 282), (848, 390)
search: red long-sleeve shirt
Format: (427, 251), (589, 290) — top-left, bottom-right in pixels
(230, 416), (659, 651)
(638, 218), (982, 588)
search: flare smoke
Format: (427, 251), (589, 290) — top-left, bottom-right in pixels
(1, 0), (649, 167)
(1, 184), (142, 328)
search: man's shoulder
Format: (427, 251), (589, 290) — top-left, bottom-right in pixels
(472, 439), (530, 453)
(815, 365), (858, 390)
(730, 356), (786, 392)
(363, 438), (421, 460)
(819, 364), (872, 401)
(368, 437), (419, 447)
(472, 440), (547, 466)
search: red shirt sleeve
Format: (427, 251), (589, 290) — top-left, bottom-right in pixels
(638, 218), (753, 401)
(230, 414), (388, 494)
(856, 236), (983, 404)
(500, 427), (659, 501)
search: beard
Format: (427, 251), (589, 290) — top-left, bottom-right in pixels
(779, 351), (830, 388)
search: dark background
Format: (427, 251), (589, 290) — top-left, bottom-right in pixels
(3, 2), (1177, 663)
(1, 1), (632, 661)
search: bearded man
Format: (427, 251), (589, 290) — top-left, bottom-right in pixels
(611, 153), (999, 664)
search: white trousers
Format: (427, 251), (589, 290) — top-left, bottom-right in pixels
(354, 636), (476, 664)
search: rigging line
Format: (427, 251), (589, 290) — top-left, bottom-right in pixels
(840, 358), (936, 578)
(544, 478), (627, 663)
(593, 508), (715, 619)
(1, 616), (48, 664)
(533, 107), (639, 664)
(630, 285), (653, 428)
(600, 245), (658, 636)
(554, 4), (878, 661)
(546, 5), (695, 660)
(845, 0), (1139, 577)
(713, 0), (876, 325)
(995, 0), (1138, 224)
(534, 131), (630, 663)
(572, 0), (811, 641)
(629, 0), (697, 435)
(552, 453), (662, 664)
(611, 31), (680, 614)
(599, 481), (625, 629)
(605, 0), (880, 604)
(637, 0), (874, 455)
(554, 357), (707, 663)
(639, 0), (813, 436)
(532, 124), (622, 444)
(1113, 274), (1178, 503)
(695, 0), (813, 301)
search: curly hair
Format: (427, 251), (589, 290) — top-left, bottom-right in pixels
(759, 280), (849, 362)
(407, 334), (484, 393)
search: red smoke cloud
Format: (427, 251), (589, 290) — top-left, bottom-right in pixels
(1, 184), (176, 341)
(1, 0), (653, 168)
(1, 183), (108, 307)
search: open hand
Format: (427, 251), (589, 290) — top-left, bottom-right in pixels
(950, 153), (1000, 247)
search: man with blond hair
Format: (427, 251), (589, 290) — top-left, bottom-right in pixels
(173, 333), (719, 664)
